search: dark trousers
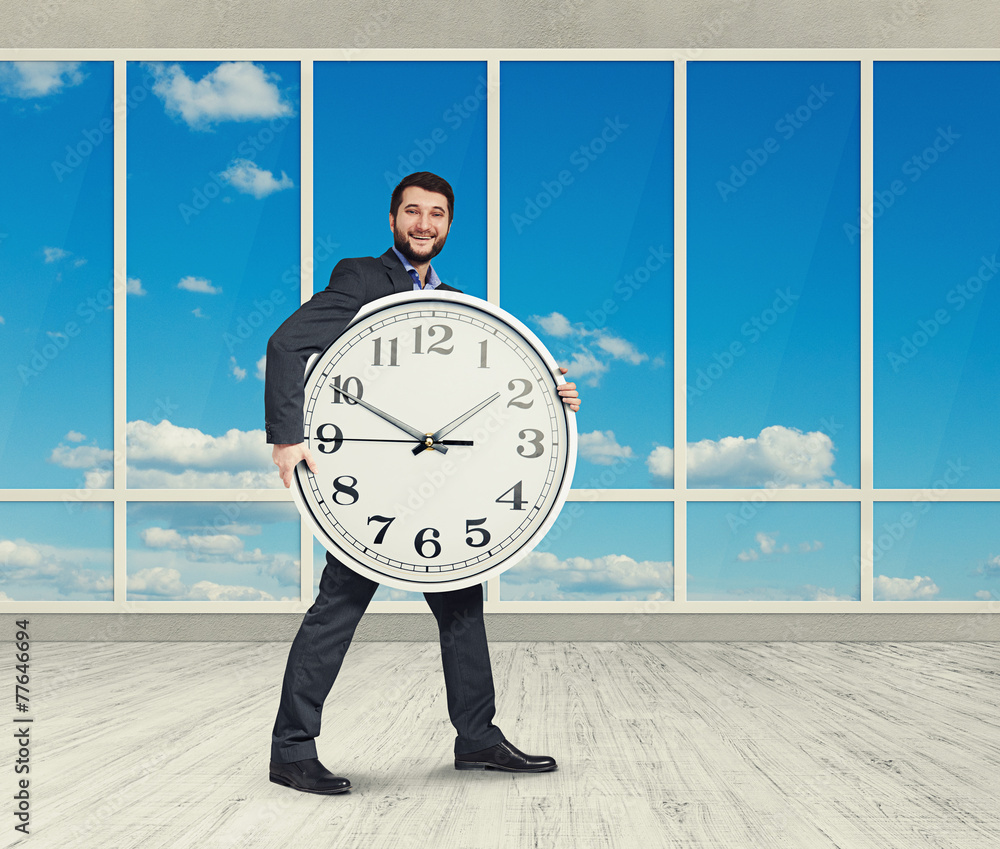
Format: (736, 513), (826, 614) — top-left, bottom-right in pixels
(271, 552), (506, 763)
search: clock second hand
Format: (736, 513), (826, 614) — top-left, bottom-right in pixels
(412, 392), (502, 456)
(332, 437), (473, 447)
(333, 385), (447, 454)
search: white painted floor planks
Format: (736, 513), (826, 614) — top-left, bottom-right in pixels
(3, 641), (999, 848)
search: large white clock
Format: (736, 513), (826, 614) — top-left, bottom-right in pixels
(290, 289), (577, 592)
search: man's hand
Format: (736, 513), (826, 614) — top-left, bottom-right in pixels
(557, 366), (581, 412)
(273, 442), (318, 489)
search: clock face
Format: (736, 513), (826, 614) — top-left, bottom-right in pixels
(291, 290), (577, 592)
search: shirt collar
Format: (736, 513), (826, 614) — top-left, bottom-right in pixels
(392, 246), (442, 290)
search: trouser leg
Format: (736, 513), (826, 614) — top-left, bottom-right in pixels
(423, 582), (505, 755)
(271, 552), (379, 763)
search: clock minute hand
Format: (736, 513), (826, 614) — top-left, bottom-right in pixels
(334, 386), (447, 455)
(412, 392), (501, 456)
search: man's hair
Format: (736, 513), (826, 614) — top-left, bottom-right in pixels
(390, 172), (455, 222)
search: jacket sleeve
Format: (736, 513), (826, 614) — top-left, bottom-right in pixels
(264, 260), (368, 445)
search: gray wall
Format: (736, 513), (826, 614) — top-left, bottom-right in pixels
(1, 0), (993, 50)
(3, 0), (997, 639)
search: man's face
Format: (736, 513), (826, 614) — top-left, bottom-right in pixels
(390, 186), (451, 265)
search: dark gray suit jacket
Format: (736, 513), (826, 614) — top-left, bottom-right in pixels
(264, 248), (460, 445)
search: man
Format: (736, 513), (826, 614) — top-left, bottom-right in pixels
(265, 171), (581, 795)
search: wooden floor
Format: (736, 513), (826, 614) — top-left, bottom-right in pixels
(5, 641), (1000, 848)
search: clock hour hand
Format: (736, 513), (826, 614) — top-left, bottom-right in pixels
(334, 386), (448, 454)
(412, 392), (501, 455)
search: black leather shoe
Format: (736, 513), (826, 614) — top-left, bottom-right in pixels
(455, 739), (557, 772)
(269, 758), (351, 794)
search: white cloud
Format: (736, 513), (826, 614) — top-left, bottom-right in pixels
(74, 257), (87, 267)
(141, 527), (187, 549)
(127, 567), (189, 598)
(230, 356), (247, 381)
(561, 350), (609, 387)
(648, 425), (846, 488)
(65, 430), (86, 442)
(256, 355), (266, 381)
(532, 311), (650, 387)
(595, 334), (648, 365)
(975, 590), (992, 600)
(736, 530), (820, 562)
(129, 519), (298, 596)
(0, 62), (86, 98)
(49, 421), (285, 489)
(503, 551), (673, 601)
(646, 446), (674, 480)
(532, 312), (574, 338)
(84, 469), (113, 488)
(982, 555), (1000, 575)
(47, 330), (66, 340)
(757, 532), (783, 555)
(220, 158), (294, 199)
(43, 246), (69, 263)
(48, 442), (114, 470)
(127, 419), (270, 472)
(178, 276), (221, 294)
(126, 277), (147, 296)
(578, 430), (634, 466)
(187, 580), (277, 601)
(146, 61), (294, 129)
(0, 315), (5, 324)
(192, 307), (207, 319)
(0, 536), (112, 600)
(874, 574), (940, 600)
(0, 539), (43, 568)
(127, 467), (279, 488)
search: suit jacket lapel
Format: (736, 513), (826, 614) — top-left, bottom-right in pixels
(381, 248), (415, 295)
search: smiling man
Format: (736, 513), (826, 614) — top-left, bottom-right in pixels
(265, 171), (581, 795)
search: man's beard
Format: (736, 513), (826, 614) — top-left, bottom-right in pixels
(393, 226), (447, 265)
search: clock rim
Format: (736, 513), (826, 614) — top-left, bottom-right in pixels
(290, 289), (578, 594)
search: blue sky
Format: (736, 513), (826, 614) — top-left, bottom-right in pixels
(500, 61), (674, 491)
(874, 62), (1000, 488)
(0, 61), (114, 489)
(687, 501), (860, 601)
(687, 61), (861, 490)
(126, 61), (300, 488)
(873, 501), (1000, 601)
(313, 61), (487, 298)
(5, 59), (996, 606)
(127, 501), (300, 600)
(0, 501), (112, 601)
